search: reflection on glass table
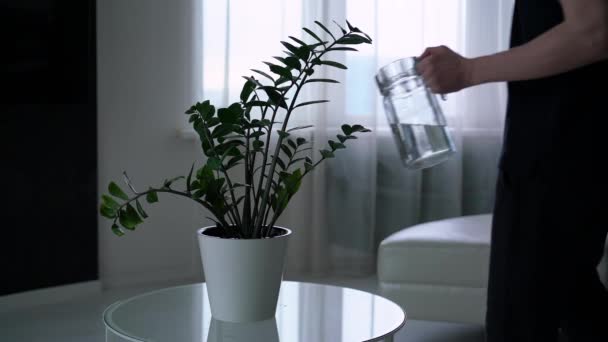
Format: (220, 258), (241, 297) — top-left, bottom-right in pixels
(103, 281), (406, 342)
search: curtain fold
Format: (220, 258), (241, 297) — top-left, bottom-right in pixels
(199, 0), (514, 277)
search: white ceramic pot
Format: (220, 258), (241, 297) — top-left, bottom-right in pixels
(197, 226), (291, 322)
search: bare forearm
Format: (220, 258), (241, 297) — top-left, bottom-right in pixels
(469, 11), (608, 85)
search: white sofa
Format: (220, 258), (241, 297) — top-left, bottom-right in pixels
(378, 214), (608, 325)
(377, 214), (493, 324)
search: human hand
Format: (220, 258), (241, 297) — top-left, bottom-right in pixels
(415, 46), (474, 94)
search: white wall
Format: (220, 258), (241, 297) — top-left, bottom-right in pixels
(97, 0), (207, 288)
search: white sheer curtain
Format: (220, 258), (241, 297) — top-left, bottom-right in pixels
(198, 0), (514, 277)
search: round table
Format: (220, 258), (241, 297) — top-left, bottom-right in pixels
(103, 281), (406, 342)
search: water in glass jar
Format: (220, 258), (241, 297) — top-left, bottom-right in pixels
(383, 84), (456, 169)
(376, 57), (457, 170)
(389, 123), (456, 169)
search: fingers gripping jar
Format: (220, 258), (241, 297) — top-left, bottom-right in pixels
(375, 57), (456, 170)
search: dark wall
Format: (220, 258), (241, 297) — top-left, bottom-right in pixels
(0, 0), (98, 295)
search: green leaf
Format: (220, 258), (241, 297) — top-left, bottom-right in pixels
(287, 125), (314, 132)
(296, 45), (311, 61)
(196, 100), (215, 120)
(100, 204), (117, 219)
(305, 78), (340, 84)
(341, 124), (353, 135)
(253, 140), (264, 149)
(315, 60), (347, 69)
(207, 157), (222, 171)
(218, 103), (243, 124)
(185, 104), (197, 115)
(119, 208), (135, 230)
(207, 117), (221, 127)
(242, 76), (263, 87)
(320, 149), (335, 159)
(336, 35), (370, 45)
(302, 27), (324, 45)
(305, 156), (313, 164)
(283, 56), (302, 70)
(240, 80), (257, 103)
(188, 114), (199, 123)
(265, 62), (293, 81)
(135, 199), (148, 218)
(102, 195), (120, 210)
(249, 131), (265, 139)
(307, 41), (327, 49)
(226, 155), (244, 169)
(196, 165), (215, 191)
(112, 224), (125, 236)
(288, 36), (307, 46)
(345, 20), (355, 31)
(297, 137), (308, 146)
(186, 163), (195, 193)
(304, 68), (315, 76)
(193, 189), (205, 199)
(332, 20), (348, 34)
(276, 157), (287, 170)
(280, 144), (293, 158)
(119, 203), (142, 230)
(263, 87), (288, 109)
(287, 139), (297, 150)
(283, 169), (303, 195)
(273, 56), (287, 64)
(277, 130), (290, 139)
(190, 179), (200, 190)
(328, 140), (346, 150)
(146, 190), (159, 203)
(351, 124), (371, 133)
(127, 203), (143, 224)
(212, 124), (234, 138)
(337, 134), (357, 143)
(304, 162), (314, 172)
(294, 100), (329, 109)
(109, 182), (129, 200)
(250, 69), (275, 82)
(275, 77), (291, 86)
(245, 100), (270, 108)
(281, 41), (300, 57)
(314, 21), (336, 41)
(327, 47), (358, 52)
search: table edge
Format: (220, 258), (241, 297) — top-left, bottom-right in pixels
(102, 280), (407, 341)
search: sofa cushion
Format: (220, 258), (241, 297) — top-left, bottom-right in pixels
(378, 214), (492, 288)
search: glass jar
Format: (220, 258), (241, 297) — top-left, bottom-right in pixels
(375, 57), (456, 170)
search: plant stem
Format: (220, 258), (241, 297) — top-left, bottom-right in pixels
(256, 35), (348, 237)
(246, 96), (270, 235)
(251, 105), (279, 234)
(262, 142), (300, 233)
(243, 127), (251, 236)
(115, 187), (239, 237)
(200, 120), (242, 229)
(254, 80), (307, 237)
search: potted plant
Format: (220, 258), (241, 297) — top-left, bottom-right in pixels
(99, 20), (372, 322)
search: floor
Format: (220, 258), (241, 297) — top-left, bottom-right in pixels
(0, 275), (485, 342)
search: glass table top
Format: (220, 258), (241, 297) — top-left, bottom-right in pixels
(103, 281), (406, 342)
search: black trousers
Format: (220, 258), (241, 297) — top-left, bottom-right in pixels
(485, 169), (608, 342)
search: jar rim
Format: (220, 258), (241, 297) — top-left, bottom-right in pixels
(375, 57), (419, 94)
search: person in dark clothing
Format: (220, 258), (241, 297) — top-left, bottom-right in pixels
(415, 1), (608, 341)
